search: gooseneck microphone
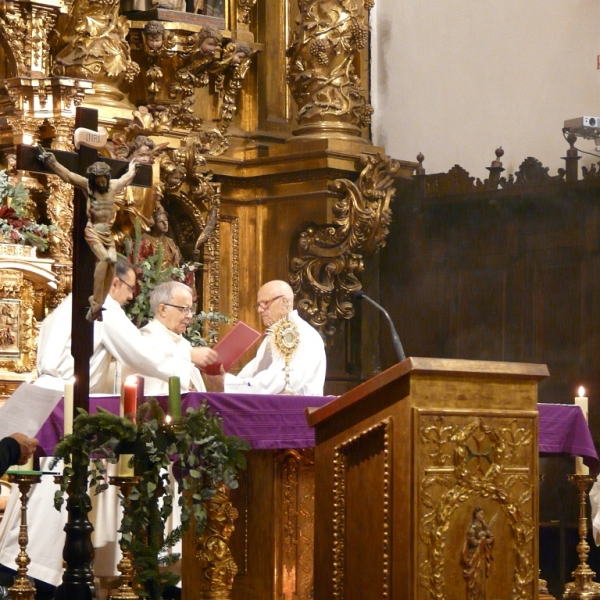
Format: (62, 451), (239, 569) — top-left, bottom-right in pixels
(353, 290), (406, 362)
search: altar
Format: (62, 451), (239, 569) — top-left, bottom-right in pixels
(31, 388), (598, 600)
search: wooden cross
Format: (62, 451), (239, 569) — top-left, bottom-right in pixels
(17, 106), (152, 414)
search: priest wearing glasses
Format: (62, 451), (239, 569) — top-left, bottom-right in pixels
(205, 280), (326, 395)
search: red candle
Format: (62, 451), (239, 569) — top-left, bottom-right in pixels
(136, 376), (145, 406)
(123, 376), (138, 418)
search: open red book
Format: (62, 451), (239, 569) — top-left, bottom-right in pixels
(202, 321), (262, 375)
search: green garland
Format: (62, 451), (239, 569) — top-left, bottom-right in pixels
(51, 398), (249, 600)
(0, 169), (54, 251)
(123, 218), (228, 345)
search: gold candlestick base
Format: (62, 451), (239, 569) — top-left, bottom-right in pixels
(108, 475), (141, 600)
(6, 471), (42, 600)
(564, 474), (600, 599)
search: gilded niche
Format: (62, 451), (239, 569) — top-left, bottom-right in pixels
(418, 413), (535, 600)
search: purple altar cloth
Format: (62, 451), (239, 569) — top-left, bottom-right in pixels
(36, 397), (598, 470)
(36, 392), (333, 454)
(538, 403), (598, 470)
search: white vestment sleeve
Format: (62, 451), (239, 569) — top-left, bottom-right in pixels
(223, 311), (326, 395)
(99, 298), (193, 386)
(36, 295), (75, 388)
(590, 475), (600, 545)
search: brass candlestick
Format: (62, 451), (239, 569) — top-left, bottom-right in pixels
(6, 471), (42, 600)
(108, 475), (141, 600)
(564, 474), (600, 599)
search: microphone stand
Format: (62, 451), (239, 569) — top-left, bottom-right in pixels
(355, 291), (406, 362)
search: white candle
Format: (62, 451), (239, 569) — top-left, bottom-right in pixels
(64, 378), (75, 436)
(575, 386), (589, 475)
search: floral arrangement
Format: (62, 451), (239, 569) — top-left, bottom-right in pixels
(0, 169), (54, 251)
(123, 219), (228, 346)
(51, 398), (249, 600)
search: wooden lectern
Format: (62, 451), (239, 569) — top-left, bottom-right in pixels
(308, 357), (549, 600)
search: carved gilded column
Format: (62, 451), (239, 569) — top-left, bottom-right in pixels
(274, 449), (315, 600)
(196, 482), (238, 600)
(51, 0), (139, 108)
(287, 0), (373, 141)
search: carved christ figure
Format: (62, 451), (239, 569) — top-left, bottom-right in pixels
(38, 147), (139, 321)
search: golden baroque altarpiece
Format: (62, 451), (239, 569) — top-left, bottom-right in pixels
(0, 0), (418, 599)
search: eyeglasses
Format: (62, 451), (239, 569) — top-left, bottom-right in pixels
(163, 303), (194, 316)
(255, 295), (284, 311)
(118, 278), (136, 293)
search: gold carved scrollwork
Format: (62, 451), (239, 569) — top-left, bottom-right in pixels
(287, 0), (374, 136)
(0, 0), (61, 79)
(51, 0), (139, 90)
(418, 413), (535, 600)
(131, 22), (254, 134)
(196, 482), (238, 599)
(237, 0), (257, 25)
(0, 271), (38, 374)
(289, 153), (400, 336)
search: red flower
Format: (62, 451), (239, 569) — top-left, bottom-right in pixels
(0, 206), (16, 220)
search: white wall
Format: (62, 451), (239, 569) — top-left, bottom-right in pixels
(371, 0), (600, 180)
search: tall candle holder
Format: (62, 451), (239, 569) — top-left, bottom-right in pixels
(6, 471), (42, 600)
(564, 474), (600, 599)
(108, 475), (141, 600)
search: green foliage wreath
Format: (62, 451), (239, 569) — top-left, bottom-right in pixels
(51, 398), (249, 600)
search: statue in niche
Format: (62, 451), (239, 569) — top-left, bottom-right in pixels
(141, 204), (182, 268)
(112, 135), (168, 241)
(154, 0), (185, 14)
(461, 506), (495, 600)
(204, 0), (224, 17)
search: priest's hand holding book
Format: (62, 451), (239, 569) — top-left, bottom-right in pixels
(200, 321), (262, 392)
(191, 346), (219, 368)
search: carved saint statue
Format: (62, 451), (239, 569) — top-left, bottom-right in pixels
(142, 204), (182, 269)
(114, 135), (167, 238)
(461, 506), (495, 600)
(38, 147), (139, 321)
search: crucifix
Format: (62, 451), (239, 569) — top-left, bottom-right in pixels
(17, 106), (151, 414)
(17, 106), (152, 600)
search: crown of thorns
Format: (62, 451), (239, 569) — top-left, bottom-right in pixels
(86, 162), (112, 177)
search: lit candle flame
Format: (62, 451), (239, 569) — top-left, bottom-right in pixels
(125, 375), (138, 385)
(165, 415), (172, 424)
(579, 386), (586, 398)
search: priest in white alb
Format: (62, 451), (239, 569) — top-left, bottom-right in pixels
(205, 279), (327, 395)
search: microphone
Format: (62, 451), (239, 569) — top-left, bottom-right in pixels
(353, 290), (406, 362)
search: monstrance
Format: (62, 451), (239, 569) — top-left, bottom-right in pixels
(269, 317), (300, 395)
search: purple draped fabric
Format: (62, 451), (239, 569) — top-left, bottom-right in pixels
(36, 392), (333, 454)
(36, 396), (598, 471)
(538, 403), (598, 470)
